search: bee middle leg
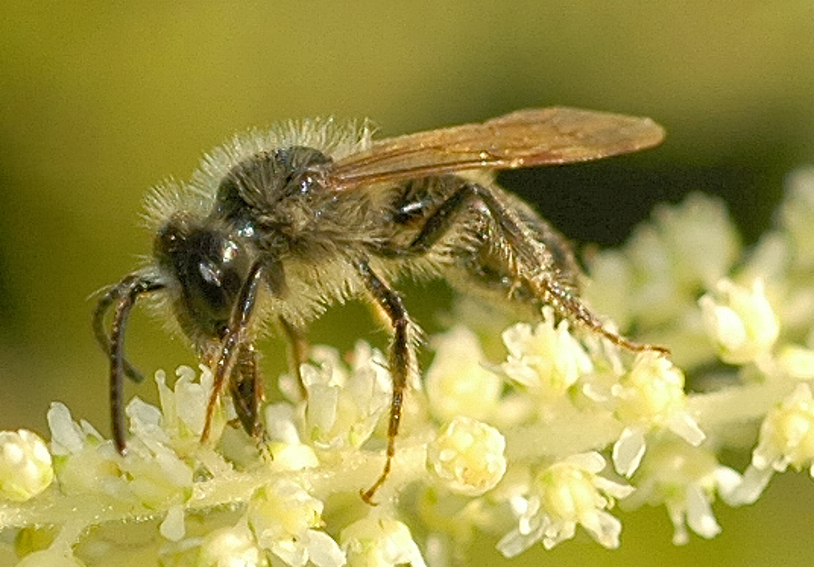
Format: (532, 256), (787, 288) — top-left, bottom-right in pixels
(227, 343), (264, 438)
(201, 260), (266, 444)
(278, 315), (309, 399)
(354, 257), (415, 504)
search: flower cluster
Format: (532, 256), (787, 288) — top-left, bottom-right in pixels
(2, 168), (814, 565)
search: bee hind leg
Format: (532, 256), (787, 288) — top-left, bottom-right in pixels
(387, 180), (666, 354)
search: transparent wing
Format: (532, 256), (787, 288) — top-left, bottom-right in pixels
(328, 107), (665, 190)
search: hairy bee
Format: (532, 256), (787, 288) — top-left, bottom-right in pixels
(94, 107), (666, 502)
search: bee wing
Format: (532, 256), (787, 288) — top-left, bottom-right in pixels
(328, 107), (665, 190)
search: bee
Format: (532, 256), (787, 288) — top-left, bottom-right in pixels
(93, 107), (666, 502)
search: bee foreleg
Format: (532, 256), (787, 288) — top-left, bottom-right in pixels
(94, 272), (165, 453)
(355, 258), (415, 504)
(201, 261), (265, 444)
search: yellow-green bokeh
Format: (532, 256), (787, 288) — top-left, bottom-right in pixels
(2, 2), (814, 565)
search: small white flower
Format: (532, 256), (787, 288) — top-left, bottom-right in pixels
(199, 523), (266, 567)
(651, 193), (740, 291)
(47, 402), (104, 455)
(612, 353), (704, 447)
(127, 396), (170, 445)
(613, 353), (685, 424)
(425, 326), (502, 422)
(46, 403), (130, 498)
(501, 309), (593, 399)
(427, 416), (506, 496)
(121, 440), (194, 510)
(303, 343), (391, 450)
(752, 382), (814, 474)
(699, 279), (779, 364)
(262, 403), (320, 472)
(0, 429), (53, 502)
(155, 365), (224, 447)
(497, 452), (633, 557)
(341, 516), (427, 567)
(623, 436), (740, 545)
(248, 478), (322, 545)
(248, 478), (344, 567)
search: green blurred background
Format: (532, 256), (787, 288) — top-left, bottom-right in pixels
(2, 1), (814, 565)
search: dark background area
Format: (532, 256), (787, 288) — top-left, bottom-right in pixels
(2, 2), (814, 565)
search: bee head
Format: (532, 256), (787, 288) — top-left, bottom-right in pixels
(154, 215), (251, 340)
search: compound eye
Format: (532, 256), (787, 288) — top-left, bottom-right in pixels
(198, 239), (240, 286)
(155, 222), (250, 339)
(186, 235), (248, 335)
(193, 238), (244, 307)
